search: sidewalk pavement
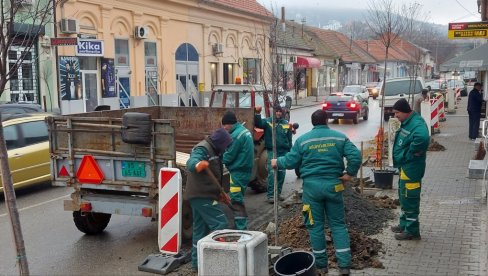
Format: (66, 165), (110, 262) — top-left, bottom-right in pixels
(284, 95), (487, 275)
(359, 98), (488, 275)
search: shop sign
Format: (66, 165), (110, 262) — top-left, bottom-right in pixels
(76, 39), (104, 56)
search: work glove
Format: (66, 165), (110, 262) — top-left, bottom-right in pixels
(195, 160), (209, 173)
(255, 106), (262, 113)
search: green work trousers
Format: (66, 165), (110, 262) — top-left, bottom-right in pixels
(266, 150), (286, 200)
(189, 198), (228, 269)
(302, 177), (351, 269)
(229, 171), (251, 230)
(397, 174), (422, 236)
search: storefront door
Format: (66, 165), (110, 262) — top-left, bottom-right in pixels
(80, 70), (99, 112)
(116, 67), (131, 109)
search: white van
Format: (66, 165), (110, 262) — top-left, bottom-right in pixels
(378, 77), (425, 121)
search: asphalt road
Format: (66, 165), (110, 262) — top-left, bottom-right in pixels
(0, 99), (382, 275)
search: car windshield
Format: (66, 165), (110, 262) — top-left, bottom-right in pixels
(342, 86), (362, 94)
(447, 80), (465, 88)
(383, 79), (423, 96)
(426, 81), (441, 89)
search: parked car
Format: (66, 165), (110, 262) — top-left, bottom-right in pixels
(378, 77), (425, 121)
(447, 79), (467, 96)
(0, 102), (44, 121)
(342, 85), (369, 99)
(365, 82), (381, 99)
(0, 114), (51, 191)
(425, 80), (447, 92)
(322, 93), (369, 124)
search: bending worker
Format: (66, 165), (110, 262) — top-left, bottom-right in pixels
(184, 128), (232, 272)
(391, 98), (429, 240)
(271, 109), (361, 275)
(222, 111), (254, 230)
(254, 105), (292, 203)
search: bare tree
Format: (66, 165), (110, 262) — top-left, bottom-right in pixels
(365, 0), (409, 169)
(0, 1), (57, 274)
(39, 59), (54, 112)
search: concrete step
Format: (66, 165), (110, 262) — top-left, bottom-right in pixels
(467, 159), (488, 179)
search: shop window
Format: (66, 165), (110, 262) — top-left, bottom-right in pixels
(176, 43), (198, 62)
(7, 46), (38, 103)
(243, 58), (261, 84)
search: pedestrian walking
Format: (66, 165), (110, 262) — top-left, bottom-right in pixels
(271, 109), (361, 275)
(391, 98), (430, 240)
(254, 105), (293, 203)
(184, 127), (232, 272)
(221, 111), (254, 230)
(413, 88), (429, 114)
(467, 82), (483, 140)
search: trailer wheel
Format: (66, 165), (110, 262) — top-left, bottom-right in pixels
(73, 211), (111, 235)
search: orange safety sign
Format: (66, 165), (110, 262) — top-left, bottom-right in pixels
(76, 155), (104, 184)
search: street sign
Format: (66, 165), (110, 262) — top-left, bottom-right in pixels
(50, 37), (78, 46)
(448, 22), (488, 39)
(76, 39), (104, 56)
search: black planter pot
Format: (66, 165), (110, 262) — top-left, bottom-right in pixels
(373, 169), (395, 189)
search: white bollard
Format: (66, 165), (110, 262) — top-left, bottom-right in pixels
(420, 101), (432, 136)
(446, 89), (456, 113)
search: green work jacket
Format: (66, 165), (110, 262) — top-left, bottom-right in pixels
(223, 123), (254, 172)
(276, 125), (361, 180)
(392, 112), (430, 181)
(254, 114), (292, 154)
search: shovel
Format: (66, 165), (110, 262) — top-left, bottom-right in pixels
(205, 167), (232, 206)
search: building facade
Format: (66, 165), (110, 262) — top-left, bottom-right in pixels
(56, 0), (272, 113)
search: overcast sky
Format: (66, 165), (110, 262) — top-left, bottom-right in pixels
(257, 0), (481, 25)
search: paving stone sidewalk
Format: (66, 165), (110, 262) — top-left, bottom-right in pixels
(356, 98), (488, 276)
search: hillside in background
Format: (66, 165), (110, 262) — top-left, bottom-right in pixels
(283, 6), (477, 68)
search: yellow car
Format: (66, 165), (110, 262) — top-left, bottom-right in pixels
(0, 114), (51, 191)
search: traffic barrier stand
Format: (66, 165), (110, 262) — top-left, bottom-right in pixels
(138, 167), (189, 275)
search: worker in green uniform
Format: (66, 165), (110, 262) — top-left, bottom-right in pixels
(221, 111), (254, 230)
(254, 105), (292, 203)
(185, 128), (232, 272)
(271, 109), (361, 275)
(391, 98), (430, 240)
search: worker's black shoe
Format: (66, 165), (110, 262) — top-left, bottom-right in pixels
(339, 267), (350, 275)
(394, 232), (421, 240)
(390, 225), (403, 233)
(318, 267), (328, 275)
(267, 198), (274, 204)
(278, 195), (285, 201)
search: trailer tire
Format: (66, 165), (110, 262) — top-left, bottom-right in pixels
(73, 211), (111, 235)
(121, 112), (152, 144)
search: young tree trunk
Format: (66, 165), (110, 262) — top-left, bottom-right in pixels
(0, 113), (30, 275)
(377, 47), (389, 170)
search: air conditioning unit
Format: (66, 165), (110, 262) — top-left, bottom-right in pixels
(289, 56), (298, 63)
(14, 0), (33, 6)
(212, 43), (224, 55)
(135, 26), (149, 39)
(60, 18), (79, 34)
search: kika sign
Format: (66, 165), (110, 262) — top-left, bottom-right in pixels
(76, 39), (104, 56)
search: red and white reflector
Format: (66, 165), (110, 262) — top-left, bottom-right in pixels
(158, 168), (182, 255)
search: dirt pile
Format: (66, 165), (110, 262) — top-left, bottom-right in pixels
(428, 139), (446, 151)
(367, 195), (400, 209)
(343, 187), (396, 235)
(268, 187), (395, 270)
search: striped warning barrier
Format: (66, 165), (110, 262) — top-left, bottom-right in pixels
(159, 168), (182, 255)
(430, 96), (440, 133)
(437, 94), (446, 122)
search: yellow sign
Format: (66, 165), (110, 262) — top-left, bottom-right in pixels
(448, 21), (488, 39)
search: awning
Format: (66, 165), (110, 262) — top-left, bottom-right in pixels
(440, 43), (488, 71)
(295, 56), (321, 69)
